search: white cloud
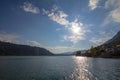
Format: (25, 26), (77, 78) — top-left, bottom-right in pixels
(0, 33), (18, 43)
(48, 11), (69, 26)
(70, 19), (84, 35)
(0, 33), (42, 48)
(42, 7), (69, 26)
(64, 19), (88, 44)
(21, 2), (40, 14)
(26, 40), (42, 47)
(21, 3), (91, 45)
(105, 0), (120, 9)
(46, 46), (82, 53)
(42, 9), (49, 15)
(109, 8), (120, 23)
(90, 37), (111, 45)
(0, 31), (84, 53)
(51, 5), (59, 12)
(101, 15), (112, 27)
(64, 35), (85, 44)
(25, 40), (81, 53)
(102, 0), (120, 26)
(63, 19), (88, 44)
(89, 0), (100, 10)
(42, 6), (90, 44)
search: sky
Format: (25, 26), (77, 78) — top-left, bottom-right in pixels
(0, 0), (120, 53)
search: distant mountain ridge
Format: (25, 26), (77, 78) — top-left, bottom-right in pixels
(76, 31), (120, 58)
(104, 31), (120, 46)
(56, 52), (76, 56)
(0, 41), (53, 56)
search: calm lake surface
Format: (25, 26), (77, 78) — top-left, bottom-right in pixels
(0, 56), (120, 80)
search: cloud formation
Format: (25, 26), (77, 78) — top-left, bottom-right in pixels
(103, 0), (120, 26)
(21, 2), (90, 44)
(0, 31), (79, 53)
(0, 33), (18, 43)
(25, 40), (81, 53)
(65, 19), (88, 44)
(89, 0), (99, 10)
(109, 8), (120, 23)
(48, 11), (69, 26)
(90, 37), (111, 45)
(48, 46), (82, 53)
(43, 5), (89, 44)
(21, 2), (40, 14)
(27, 40), (42, 47)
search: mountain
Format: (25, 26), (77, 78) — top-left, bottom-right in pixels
(56, 52), (76, 56)
(0, 41), (53, 56)
(104, 31), (120, 46)
(57, 50), (88, 56)
(76, 31), (120, 58)
(98, 31), (120, 58)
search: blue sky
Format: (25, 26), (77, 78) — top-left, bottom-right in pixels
(0, 0), (120, 53)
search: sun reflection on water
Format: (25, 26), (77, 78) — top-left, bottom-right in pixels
(70, 56), (95, 80)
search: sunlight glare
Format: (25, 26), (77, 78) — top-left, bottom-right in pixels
(72, 25), (81, 34)
(70, 21), (83, 35)
(71, 56), (91, 80)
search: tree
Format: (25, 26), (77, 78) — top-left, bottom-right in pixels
(76, 51), (81, 56)
(90, 46), (97, 57)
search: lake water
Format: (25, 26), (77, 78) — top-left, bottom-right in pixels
(0, 56), (120, 80)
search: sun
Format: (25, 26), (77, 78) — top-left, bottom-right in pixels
(70, 23), (82, 35)
(72, 25), (80, 34)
